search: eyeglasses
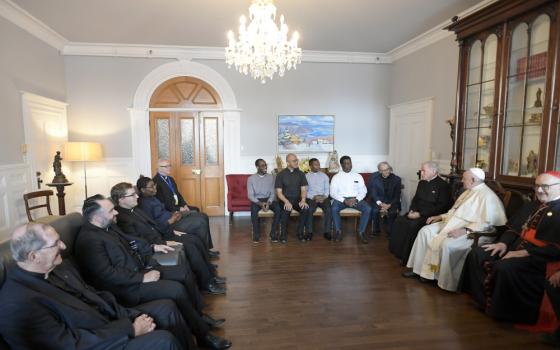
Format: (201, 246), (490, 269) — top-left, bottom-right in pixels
(38, 239), (61, 250)
(122, 192), (138, 198)
(534, 183), (560, 191)
(159, 165), (171, 168)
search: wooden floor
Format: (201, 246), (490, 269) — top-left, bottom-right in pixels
(204, 217), (549, 349)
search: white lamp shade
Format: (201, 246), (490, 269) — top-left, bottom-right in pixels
(64, 142), (103, 162)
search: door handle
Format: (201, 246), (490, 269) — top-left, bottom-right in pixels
(36, 171), (43, 189)
(192, 169), (201, 175)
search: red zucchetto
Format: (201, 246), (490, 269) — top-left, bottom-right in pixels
(544, 171), (560, 179)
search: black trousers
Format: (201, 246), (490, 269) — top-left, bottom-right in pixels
(136, 279), (210, 342)
(250, 201), (281, 240)
(388, 215), (426, 262)
(135, 299), (196, 350)
(167, 232), (215, 289)
(173, 211), (214, 250)
(124, 330), (181, 350)
(371, 205), (398, 234)
(279, 198), (309, 240)
(305, 198), (332, 235)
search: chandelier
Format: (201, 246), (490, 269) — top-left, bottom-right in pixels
(225, 0), (302, 84)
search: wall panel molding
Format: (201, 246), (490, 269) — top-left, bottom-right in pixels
(0, 163), (30, 242)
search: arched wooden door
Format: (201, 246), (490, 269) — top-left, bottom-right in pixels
(149, 77), (224, 216)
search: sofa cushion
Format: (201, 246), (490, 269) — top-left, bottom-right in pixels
(49, 213), (83, 258)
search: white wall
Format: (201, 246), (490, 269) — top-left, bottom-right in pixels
(64, 56), (392, 172)
(390, 35), (460, 167)
(0, 17), (66, 241)
(0, 16), (66, 165)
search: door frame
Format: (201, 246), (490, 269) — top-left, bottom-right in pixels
(130, 60), (241, 215)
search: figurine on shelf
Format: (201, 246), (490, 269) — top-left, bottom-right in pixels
(328, 150), (340, 174)
(528, 112), (542, 123)
(482, 105), (494, 116)
(526, 150), (538, 176)
(508, 159), (520, 175)
(534, 88), (543, 108)
(274, 154), (284, 173)
(51, 151), (69, 184)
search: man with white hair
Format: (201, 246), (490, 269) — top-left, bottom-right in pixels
(389, 161), (452, 264)
(403, 168), (507, 292)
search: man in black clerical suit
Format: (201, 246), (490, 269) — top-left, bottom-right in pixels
(463, 171), (560, 324)
(389, 161), (451, 264)
(111, 182), (225, 295)
(0, 222), (189, 350)
(367, 161), (402, 235)
(153, 159), (217, 255)
(75, 195), (231, 350)
(274, 153), (309, 243)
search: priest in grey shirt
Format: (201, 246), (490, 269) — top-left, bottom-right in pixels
(247, 159), (281, 243)
(305, 158), (332, 241)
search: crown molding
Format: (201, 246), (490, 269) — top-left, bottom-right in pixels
(388, 0), (498, 62)
(2, 0), (494, 63)
(0, 0), (67, 50)
(62, 42), (392, 64)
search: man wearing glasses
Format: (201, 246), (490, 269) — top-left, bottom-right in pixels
(463, 171), (560, 325)
(153, 159), (218, 257)
(0, 223), (194, 349)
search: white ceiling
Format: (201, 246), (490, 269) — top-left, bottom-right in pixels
(13, 0), (482, 53)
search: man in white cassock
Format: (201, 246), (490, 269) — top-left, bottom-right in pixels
(402, 168), (507, 291)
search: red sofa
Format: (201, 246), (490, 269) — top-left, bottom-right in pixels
(225, 172), (372, 222)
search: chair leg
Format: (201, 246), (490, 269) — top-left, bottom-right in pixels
(229, 211), (234, 224)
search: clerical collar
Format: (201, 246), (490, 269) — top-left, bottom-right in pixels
(16, 264), (48, 280)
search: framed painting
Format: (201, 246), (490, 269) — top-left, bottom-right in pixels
(277, 115), (335, 153)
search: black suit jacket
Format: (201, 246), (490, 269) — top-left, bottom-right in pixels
(499, 199), (560, 263)
(116, 206), (170, 244)
(154, 174), (186, 212)
(367, 172), (402, 211)
(0, 262), (134, 350)
(408, 176), (452, 218)
(75, 222), (157, 305)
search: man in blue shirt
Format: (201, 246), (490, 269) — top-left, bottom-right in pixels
(305, 158), (332, 241)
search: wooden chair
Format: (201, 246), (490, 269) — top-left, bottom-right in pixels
(23, 190), (60, 223)
(468, 182), (530, 248)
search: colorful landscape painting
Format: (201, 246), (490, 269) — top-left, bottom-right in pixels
(277, 115), (334, 153)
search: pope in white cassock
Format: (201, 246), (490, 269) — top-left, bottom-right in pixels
(405, 168), (507, 291)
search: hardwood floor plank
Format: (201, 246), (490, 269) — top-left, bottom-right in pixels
(206, 217), (549, 349)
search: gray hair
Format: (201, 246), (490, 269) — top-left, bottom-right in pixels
(422, 161), (439, 173)
(377, 161), (393, 171)
(11, 223), (48, 262)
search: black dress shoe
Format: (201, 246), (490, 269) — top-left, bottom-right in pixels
(204, 283), (226, 295)
(201, 333), (232, 349)
(210, 263), (219, 269)
(213, 276), (227, 284)
(334, 231), (342, 242)
(208, 250), (220, 257)
(323, 232), (332, 240)
(298, 235), (306, 243)
(419, 277), (432, 283)
(401, 271), (418, 278)
(202, 314), (226, 328)
(306, 233), (313, 241)
(359, 232), (368, 244)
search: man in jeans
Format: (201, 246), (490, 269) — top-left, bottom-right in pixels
(305, 158), (332, 241)
(247, 159), (281, 243)
(330, 155), (371, 244)
(275, 153), (309, 243)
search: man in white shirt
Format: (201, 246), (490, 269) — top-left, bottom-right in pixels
(330, 156), (371, 243)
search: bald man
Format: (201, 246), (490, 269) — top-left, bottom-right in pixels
(403, 168), (507, 292)
(274, 153), (310, 243)
(464, 171), (560, 325)
(0, 223), (190, 349)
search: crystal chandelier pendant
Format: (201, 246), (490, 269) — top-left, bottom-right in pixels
(225, 0), (302, 84)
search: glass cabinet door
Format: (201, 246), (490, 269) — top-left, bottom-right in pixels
(501, 15), (550, 178)
(462, 34), (498, 172)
